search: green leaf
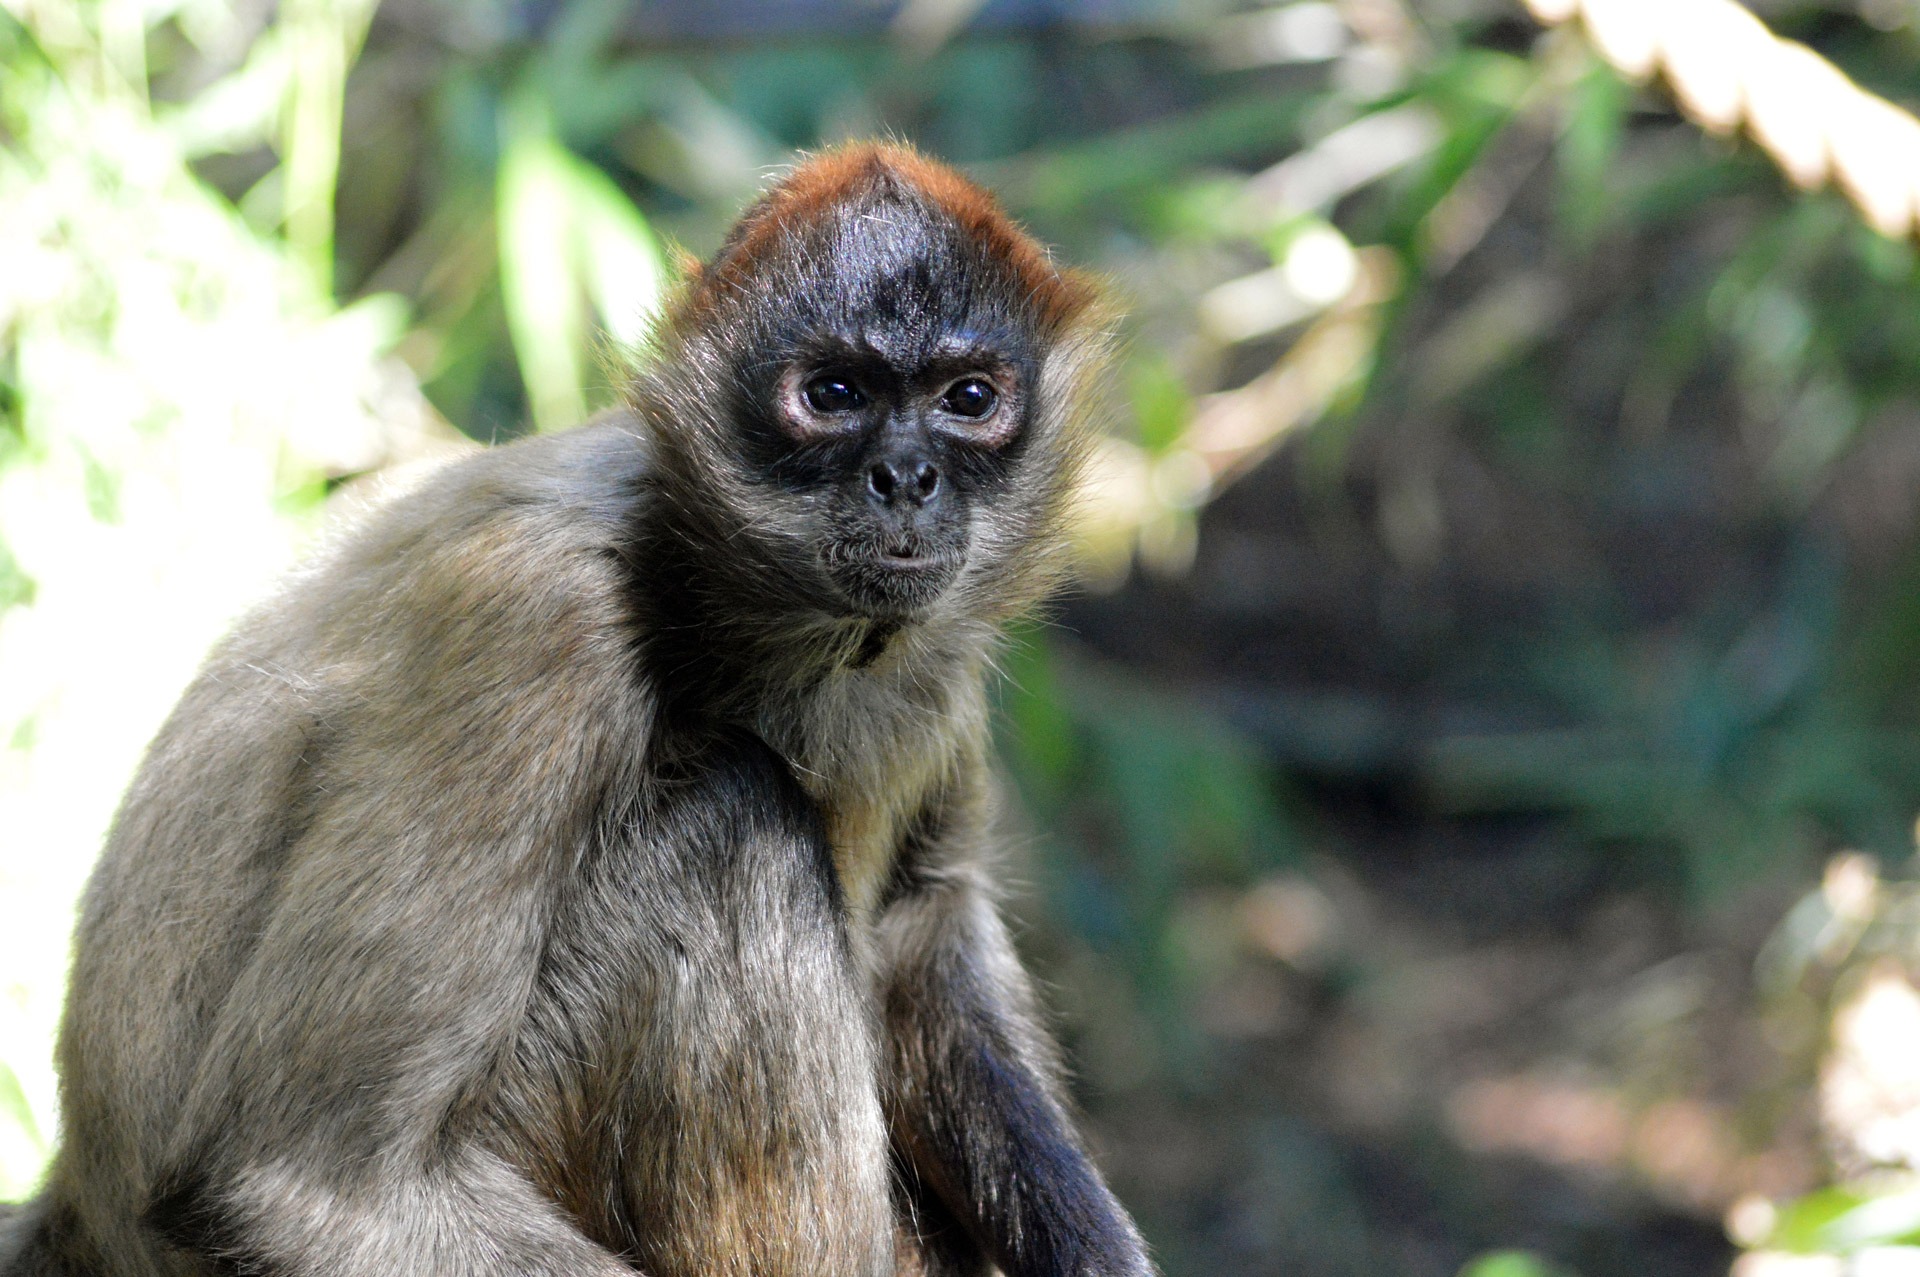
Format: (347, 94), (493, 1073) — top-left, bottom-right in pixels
(0, 1060), (37, 1147)
(0, 1057), (46, 1193)
(497, 98), (667, 432)
(1814, 1183), (1920, 1253)
(160, 28), (295, 158)
(570, 162), (668, 353)
(1766, 1184), (1874, 1252)
(498, 104), (592, 433)
(1459, 1250), (1573, 1277)
(1558, 56), (1629, 244)
(1126, 356), (1192, 456)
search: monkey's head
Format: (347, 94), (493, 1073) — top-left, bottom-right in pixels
(638, 144), (1108, 629)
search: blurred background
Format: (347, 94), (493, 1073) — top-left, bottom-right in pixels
(6, 0), (1920, 1273)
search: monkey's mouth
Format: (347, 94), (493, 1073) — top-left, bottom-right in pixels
(823, 535), (964, 615)
(877, 540), (945, 571)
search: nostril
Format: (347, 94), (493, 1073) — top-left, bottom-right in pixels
(868, 464), (895, 501)
(914, 463), (939, 499)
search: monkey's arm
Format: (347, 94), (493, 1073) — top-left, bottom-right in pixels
(876, 823), (1155, 1277)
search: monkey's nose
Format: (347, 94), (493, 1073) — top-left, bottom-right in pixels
(867, 459), (941, 509)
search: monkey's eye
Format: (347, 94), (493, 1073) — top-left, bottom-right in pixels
(939, 378), (998, 420)
(802, 375), (866, 414)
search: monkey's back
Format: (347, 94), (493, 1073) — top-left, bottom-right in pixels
(37, 424), (672, 1273)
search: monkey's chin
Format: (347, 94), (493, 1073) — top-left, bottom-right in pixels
(827, 552), (963, 619)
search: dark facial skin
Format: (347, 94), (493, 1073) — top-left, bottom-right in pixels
(716, 192), (1048, 619)
(772, 350), (1022, 616)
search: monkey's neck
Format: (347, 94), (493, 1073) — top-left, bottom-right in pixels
(633, 507), (975, 727)
(848, 619), (901, 670)
(633, 499), (994, 915)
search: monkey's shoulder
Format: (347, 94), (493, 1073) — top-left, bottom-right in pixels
(199, 416), (657, 742)
(337, 413), (649, 584)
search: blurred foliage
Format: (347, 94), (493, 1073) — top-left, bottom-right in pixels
(1000, 623), (1297, 1077)
(1460, 1252), (1579, 1277)
(1728, 851), (1920, 1270)
(7, 0), (1920, 1273)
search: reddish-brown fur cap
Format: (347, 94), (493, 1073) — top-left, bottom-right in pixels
(687, 142), (1099, 333)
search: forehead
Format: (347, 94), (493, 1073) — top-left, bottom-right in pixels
(771, 191), (1035, 365)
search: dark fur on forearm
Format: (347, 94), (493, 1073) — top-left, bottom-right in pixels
(877, 781), (1151, 1277)
(0, 143), (1151, 1277)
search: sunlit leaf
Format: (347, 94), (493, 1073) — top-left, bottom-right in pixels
(1459, 1250), (1574, 1277)
(282, 0), (380, 294)
(497, 100), (666, 431)
(1760, 1183), (1874, 1252)
(0, 1061), (38, 1146)
(0, 1059), (45, 1199)
(570, 162), (667, 352)
(1813, 1182), (1920, 1253)
(497, 109), (592, 433)
(161, 28), (295, 158)
(0, 0), (432, 1198)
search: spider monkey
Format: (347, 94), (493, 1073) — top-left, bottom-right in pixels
(0, 143), (1153, 1277)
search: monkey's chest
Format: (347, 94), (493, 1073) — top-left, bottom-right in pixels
(820, 793), (914, 916)
(516, 817), (896, 1276)
(765, 648), (979, 917)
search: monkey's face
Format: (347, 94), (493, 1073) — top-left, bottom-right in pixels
(761, 348), (1029, 618)
(716, 194), (1056, 621)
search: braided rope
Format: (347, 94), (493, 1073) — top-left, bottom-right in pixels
(1525, 0), (1920, 238)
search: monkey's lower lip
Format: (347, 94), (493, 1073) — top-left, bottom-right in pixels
(826, 541), (962, 616)
(878, 550), (942, 571)
(869, 539), (959, 572)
